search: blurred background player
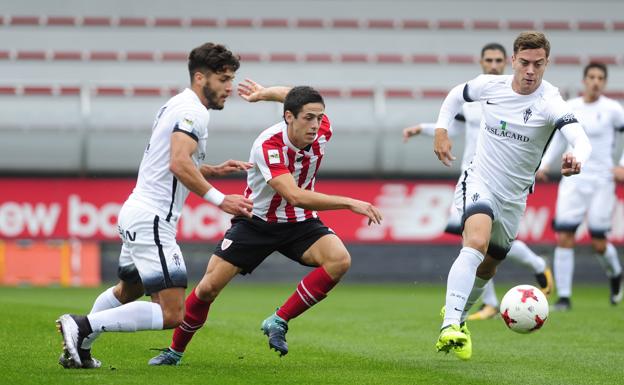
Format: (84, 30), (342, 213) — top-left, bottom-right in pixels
(537, 62), (624, 311)
(149, 80), (383, 365)
(55, 43), (253, 369)
(403, 43), (553, 321)
(432, 31), (591, 360)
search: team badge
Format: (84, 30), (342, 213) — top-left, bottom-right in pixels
(221, 238), (233, 250)
(267, 149), (281, 164)
(523, 108), (532, 124)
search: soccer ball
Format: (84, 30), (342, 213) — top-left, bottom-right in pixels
(499, 284), (549, 334)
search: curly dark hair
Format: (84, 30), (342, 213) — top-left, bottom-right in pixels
(188, 43), (240, 82)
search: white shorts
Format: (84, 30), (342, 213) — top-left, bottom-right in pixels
(117, 203), (188, 295)
(554, 176), (615, 237)
(453, 169), (527, 257)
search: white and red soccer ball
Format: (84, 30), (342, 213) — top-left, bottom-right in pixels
(499, 285), (549, 334)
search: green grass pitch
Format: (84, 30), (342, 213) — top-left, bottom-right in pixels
(1, 283), (622, 385)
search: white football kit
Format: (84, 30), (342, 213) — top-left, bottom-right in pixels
(436, 74), (591, 255)
(542, 95), (624, 236)
(117, 88), (210, 294)
(421, 102), (482, 233)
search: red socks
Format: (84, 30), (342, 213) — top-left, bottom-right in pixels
(171, 288), (212, 353)
(277, 267), (337, 321)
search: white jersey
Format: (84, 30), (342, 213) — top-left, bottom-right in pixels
(437, 74), (584, 200)
(422, 102), (482, 171)
(126, 88), (210, 224)
(542, 95), (624, 180)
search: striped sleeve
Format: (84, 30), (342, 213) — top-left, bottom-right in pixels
(254, 139), (290, 182)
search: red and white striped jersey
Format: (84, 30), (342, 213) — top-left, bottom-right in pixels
(245, 115), (333, 223)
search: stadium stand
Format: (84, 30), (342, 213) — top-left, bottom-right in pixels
(1, 0), (623, 175)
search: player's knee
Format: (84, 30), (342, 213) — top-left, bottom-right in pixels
(463, 235), (489, 255)
(324, 249), (351, 278)
(557, 232), (575, 248)
(195, 279), (221, 302)
(161, 307), (184, 329)
(591, 240), (607, 254)
(114, 282), (143, 304)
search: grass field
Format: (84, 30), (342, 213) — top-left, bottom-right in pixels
(1, 283), (622, 385)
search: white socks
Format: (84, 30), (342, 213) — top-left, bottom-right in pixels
(554, 247), (574, 298)
(82, 286), (124, 349)
(461, 277), (490, 323)
(90, 286), (122, 313)
(507, 240), (546, 274)
(595, 243), (622, 278)
(87, 301), (164, 333)
(443, 247), (484, 328)
(480, 279), (499, 308)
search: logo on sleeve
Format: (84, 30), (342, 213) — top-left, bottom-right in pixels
(221, 238), (233, 250)
(267, 149), (281, 164)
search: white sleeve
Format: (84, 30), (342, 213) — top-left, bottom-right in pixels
(539, 131), (566, 170)
(560, 122), (592, 165)
(543, 92), (591, 164)
(614, 102), (624, 132)
(435, 75), (491, 129)
(173, 110), (205, 141)
(420, 114), (465, 137)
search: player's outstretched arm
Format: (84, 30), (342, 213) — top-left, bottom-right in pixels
(268, 173), (383, 225)
(200, 160), (253, 178)
(402, 125), (423, 142)
(170, 132), (253, 217)
(237, 78), (291, 103)
(433, 128), (456, 167)
(559, 122), (591, 176)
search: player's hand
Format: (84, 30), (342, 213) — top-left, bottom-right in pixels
(219, 194), (253, 218)
(561, 152), (581, 176)
(402, 125), (423, 142)
(614, 166), (624, 183)
(535, 167), (549, 182)
(237, 79), (265, 103)
(433, 128), (456, 167)
(211, 160), (253, 177)
(348, 199), (383, 225)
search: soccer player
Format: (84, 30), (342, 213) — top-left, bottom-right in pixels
(433, 31), (591, 360)
(55, 43), (254, 369)
(403, 43), (553, 321)
(536, 62), (624, 310)
(149, 80), (383, 365)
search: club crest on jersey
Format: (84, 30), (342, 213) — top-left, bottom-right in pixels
(523, 108), (532, 124)
(267, 149), (281, 164)
(221, 238), (233, 250)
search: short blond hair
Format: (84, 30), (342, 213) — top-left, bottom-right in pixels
(513, 31), (550, 57)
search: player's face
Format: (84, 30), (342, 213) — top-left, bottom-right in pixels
(511, 48), (549, 95)
(285, 103), (325, 149)
(480, 49), (506, 75)
(197, 69), (235, 110)
(583, 67), (606, 98)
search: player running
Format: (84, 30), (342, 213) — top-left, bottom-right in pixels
(433, 31), (591, 360)
(537, 62), (624, 310)
(403, 43), (553, 321)
(55, 43), (253, 369)
(149, 80), (383, 365)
